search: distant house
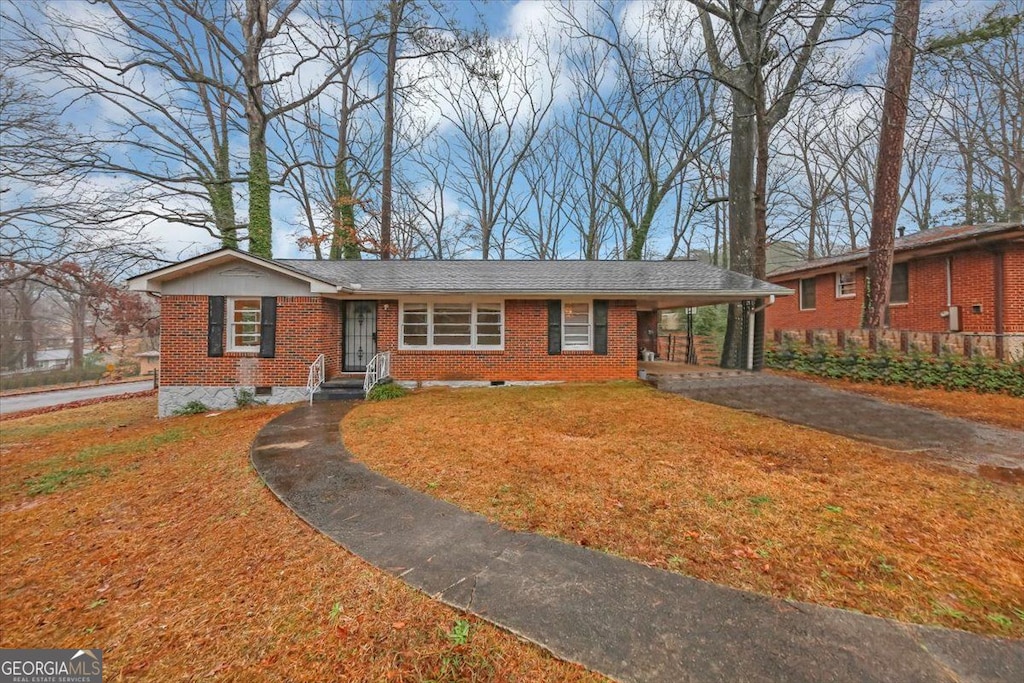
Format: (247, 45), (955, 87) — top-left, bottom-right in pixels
(135, 350), (160, 376)
(34, 348), (73, 370)
(128, 248), (788, 416)
(766, 222), (1024, 358)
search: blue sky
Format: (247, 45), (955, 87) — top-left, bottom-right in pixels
(3, 0), (1006, 265)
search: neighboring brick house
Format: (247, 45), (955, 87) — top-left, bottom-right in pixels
(766, 222), (1024, 356)
(128, 249), (788, 416)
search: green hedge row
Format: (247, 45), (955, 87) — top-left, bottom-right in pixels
(0, 362), (141, 392)
(765, 343), (1024, 397)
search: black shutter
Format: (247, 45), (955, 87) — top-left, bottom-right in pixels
(208, 296), (225, 357)
(593, 300), (608, 355)
(547, 300), (562, 355)
(259, 296), (277, 358)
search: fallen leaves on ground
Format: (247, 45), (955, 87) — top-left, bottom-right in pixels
(344, 382), (1024, 638)
(0, 398), (602, 682)
(768, 371), (1024, 430)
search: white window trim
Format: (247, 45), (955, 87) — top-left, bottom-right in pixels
(562, 300), (593, 351)
(398, 300), (505, 350)
(835, 271), (856, 299)
(227, 297), (262, 352)
(798, 279), (816, 311)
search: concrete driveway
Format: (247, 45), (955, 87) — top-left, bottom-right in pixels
(658, 373), (1023, 478)
(0, 380), (153, 416)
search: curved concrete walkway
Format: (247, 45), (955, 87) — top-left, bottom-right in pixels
(251, 402), (1024, 683)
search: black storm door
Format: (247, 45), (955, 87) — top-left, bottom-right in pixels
(343, 301), (377, 372)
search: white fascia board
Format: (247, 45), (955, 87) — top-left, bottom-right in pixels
(127, 249), (343, 294)
(339, 289), (793, 299)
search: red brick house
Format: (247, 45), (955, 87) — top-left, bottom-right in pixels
(128, 249), (787, 416)
(766, 222), (1024, 357)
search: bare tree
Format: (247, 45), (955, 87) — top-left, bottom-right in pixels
(268, 1), (386, 259)
(561, 1), (721, 260)
(516, 125), (572, 259)
(922, 7), (1024, 223)
(3, 1), (247, 247)
(0, 75), (158, 285)
(425, 33), (557, 259)
(687, 0), (840, 367)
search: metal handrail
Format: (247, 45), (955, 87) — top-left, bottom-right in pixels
(363, 351), (391, 395)
(307, 353), (325, 405)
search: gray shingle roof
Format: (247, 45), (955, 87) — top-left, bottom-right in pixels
(276, 259), (788, 296)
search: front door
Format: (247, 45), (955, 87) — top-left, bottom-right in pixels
(343, 301), (377, 372)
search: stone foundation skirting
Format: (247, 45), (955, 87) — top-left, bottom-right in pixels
(159, 385), (307, 417)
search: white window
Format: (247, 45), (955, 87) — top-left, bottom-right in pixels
(562, 301), (592, 350)
(835, 271), (855, 298)
(400, 301), (504, 349)
(228, 298), (261, 351)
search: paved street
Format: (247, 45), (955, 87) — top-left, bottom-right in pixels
(0, 380), (153, 416)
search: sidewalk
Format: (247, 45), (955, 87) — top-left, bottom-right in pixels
(251, 402), (1023, 683)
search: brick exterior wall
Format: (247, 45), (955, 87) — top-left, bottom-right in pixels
(160, 295), (341, 387)
(766, 242), (1024, 334)
(161, 295), (638, 386)
(375, 299), (638, 382)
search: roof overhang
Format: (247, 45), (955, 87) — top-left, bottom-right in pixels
(127, 248), (342, 294)
(323, 289), (792, 308)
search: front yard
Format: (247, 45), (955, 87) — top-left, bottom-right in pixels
(0, 399), (600, 681)
(343, 382), (1024, 638)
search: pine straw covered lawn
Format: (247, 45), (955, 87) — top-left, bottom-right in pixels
(343, 383), (1024, 638)
(768, 371), (1024, 430)
(0, 398), (602, 682)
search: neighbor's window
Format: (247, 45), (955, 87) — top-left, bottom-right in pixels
(836, 271), (856, 298)
(799, 279), (816, 310)
(228, 298), (261, 351)
(562, 301), (592, 350)
(890, 262), (909, 304)
(400, 302), (503, 349)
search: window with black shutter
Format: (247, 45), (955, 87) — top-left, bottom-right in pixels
(208, 296), (225, 357)
(259, 297), (277, 358)
(593, 300), (608, 355)
(547, 300), (562, 355)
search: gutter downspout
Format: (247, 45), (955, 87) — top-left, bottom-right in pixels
(993, 250), (1005, 360)
(945, 257), (953, 308)
(747, 295), (777, 371)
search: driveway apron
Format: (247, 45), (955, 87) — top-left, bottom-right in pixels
(251, 401), (1023, 683)
(659, 373), (1023, 477)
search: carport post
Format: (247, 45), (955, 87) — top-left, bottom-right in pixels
(746, 302), (755, 371)
(747, 295), (777, 371)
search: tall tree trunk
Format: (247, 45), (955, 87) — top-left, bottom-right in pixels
(750, 95), (772, 370)
(959, 139), (976, 224)
(247, 128), (272, 257)
(15, 286), (37, 368)
(865, 0), (920, 329)
(331, 160), (361, 260)
(69, 297), (86, 370)
(208, 177), (238, 249)
(330, 88), (361, 260)
(243, 0), (272, 258)
(721, 92), (757, 368)
(380, 0), (404, 260)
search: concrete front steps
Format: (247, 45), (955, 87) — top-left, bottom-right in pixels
(313, 376), (364, 402)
